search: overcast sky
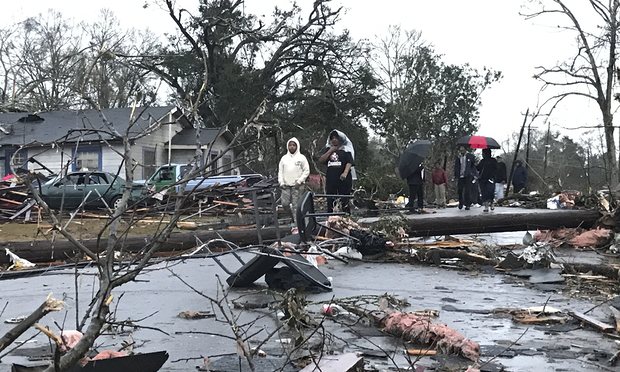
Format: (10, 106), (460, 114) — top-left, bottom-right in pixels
(1, 1), (604, 149)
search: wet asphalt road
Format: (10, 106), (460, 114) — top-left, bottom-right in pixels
(0, 231), (618, 371)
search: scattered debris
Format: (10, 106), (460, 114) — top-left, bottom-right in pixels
(4, 248), (35, 270)
(4, 316), (26, 324)
(177, 310), (214, 319)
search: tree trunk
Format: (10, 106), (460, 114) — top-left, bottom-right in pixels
(603, 113), (619, 186)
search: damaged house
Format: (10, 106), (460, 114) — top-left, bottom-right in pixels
(0, 106), (238, 180)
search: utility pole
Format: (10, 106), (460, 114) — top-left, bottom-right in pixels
(543, 121), (551, 181)
(508, 109), (529, 193)
(525, 123), (532, 173)
(586, 146), (592, 193)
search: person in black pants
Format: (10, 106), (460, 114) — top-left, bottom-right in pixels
(319, 131), (354, 213)
(476, 149), (498, 212)
(453, 146), (477, 210)
(406, 164), (424, 214)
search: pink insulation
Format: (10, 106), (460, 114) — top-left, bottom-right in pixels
(535, 227), (612, 248)
(569, 228), (612, 247)
(382, 312), (480, 361)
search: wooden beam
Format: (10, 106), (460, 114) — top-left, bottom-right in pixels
(568, 311), (615, 333)
(406, 348), (437, 356)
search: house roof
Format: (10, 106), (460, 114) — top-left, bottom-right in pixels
(0, 106), (181, 145)
(169, 127), (233, 146)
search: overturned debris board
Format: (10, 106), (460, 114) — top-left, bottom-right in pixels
(568, 311), (615, 333)
(11, 350), (169, 372)
(300, 353), (363, 372)
(226, 248), (281, 287)
(225, 247), (332, 291)
(266, 248), (332, 291)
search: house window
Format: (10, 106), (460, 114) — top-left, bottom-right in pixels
(3, 147), (27, 175)
(222, 155), (233, 176)
(207, 151), (218, 175)
(73, 145), (101, 171)
(11, 149), (27, 168)
(143, 148), (156, 179)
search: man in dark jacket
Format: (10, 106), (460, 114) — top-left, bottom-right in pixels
(454, 146), (477, 210)
(477, 149), (498, 212)
(512, 160), (528, 193)
(406, 163), (424, 214)
(495, 156), (507, 200)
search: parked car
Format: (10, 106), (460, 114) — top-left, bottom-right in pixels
(136, 164), (264, 195)
(38, 171), (147, 210)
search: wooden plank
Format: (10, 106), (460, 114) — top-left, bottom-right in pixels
(395, 240), (478, 249)
(213, 200), (239, 206)
(568, 311), (615, 333)
(299, 353), (363, 372)
(0, 197), (22, 205)
(406, 348), (437, 356)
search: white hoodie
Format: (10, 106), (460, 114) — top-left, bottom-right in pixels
(278, 137), (310, 187)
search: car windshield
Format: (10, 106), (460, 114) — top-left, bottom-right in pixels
(180, 165), (192, 178)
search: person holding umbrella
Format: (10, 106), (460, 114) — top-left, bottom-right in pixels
(319, 130), (354, 213)
(476, 148), (498, 212)
(453, 145), (477, 210)
(406, 162), (425, 214)
(398, 140), (431, 214)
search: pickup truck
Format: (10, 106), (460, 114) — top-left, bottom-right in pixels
(136, 164), (263, 195)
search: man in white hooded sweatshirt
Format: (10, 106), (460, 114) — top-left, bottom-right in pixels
(278, 137), (310, 223)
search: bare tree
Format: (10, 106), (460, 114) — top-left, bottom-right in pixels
(523, 0), (620, 186)
(0, 10), (164, 112)
(14, 11), (86, 110)
(81, 10), (162, 108)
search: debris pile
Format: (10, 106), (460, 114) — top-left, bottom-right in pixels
(0, 177), (39, 221)
(152, 177), (277, 218)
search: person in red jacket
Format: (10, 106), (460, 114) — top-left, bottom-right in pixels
(431, 162), (448, 208)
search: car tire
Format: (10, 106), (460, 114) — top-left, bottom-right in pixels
(111, 196), (123, 210)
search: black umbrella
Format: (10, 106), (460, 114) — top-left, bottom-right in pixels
(456, 135), (500, 149)
(398, 140), (431, 179)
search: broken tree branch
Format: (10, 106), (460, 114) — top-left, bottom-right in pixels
(0, 295), (64, 353)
